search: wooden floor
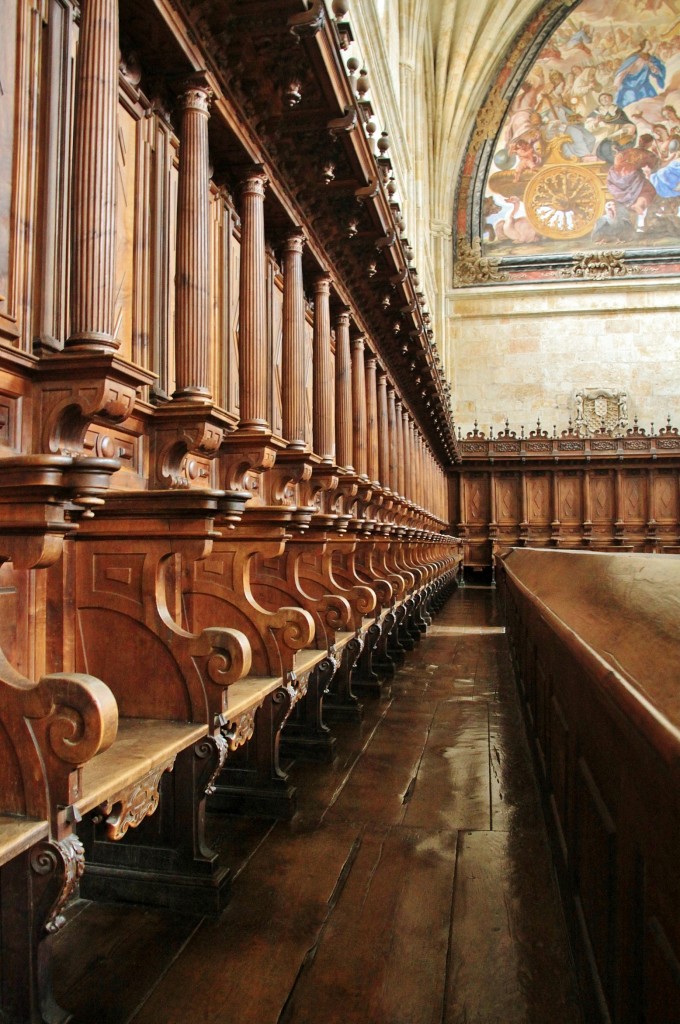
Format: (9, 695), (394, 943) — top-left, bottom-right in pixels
(53, 587), (584, 1024)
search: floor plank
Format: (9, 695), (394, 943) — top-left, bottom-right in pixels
(279, 825), (458, 1024)
(445, 829), (583, 1024)
(130, 823), (361, 1024)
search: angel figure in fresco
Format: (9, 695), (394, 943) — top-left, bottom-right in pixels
(613, 40), (666, 108)
(606, 136), (659, 223)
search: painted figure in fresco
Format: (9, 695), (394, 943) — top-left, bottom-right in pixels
(564, 21), (594, 57)
(539, 71), (597, 159)
(591, 200), (636, 243)
(585, 93), (636, 163)
(613, 40), (666, 107)
(606, 135), (659, 219)
(649, 139), (680, 198)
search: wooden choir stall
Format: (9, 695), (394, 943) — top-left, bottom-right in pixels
(0, 0), (461, 1019)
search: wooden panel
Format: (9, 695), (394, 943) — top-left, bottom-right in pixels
(557, 472), (582, 523)
(622, 470), (646, 522)
(654, 470), (678, 525)
(268, 258), (283, 436)
(527, 474), (550, 524)
(591, 470), (614, 523)
(496, 472), (519, 523)
(464, 473), (489, 524)
(115, 103), (139, 362)
(549, 692), (570, 858)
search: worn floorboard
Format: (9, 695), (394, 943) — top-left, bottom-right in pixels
(51, 586), (584, 1024)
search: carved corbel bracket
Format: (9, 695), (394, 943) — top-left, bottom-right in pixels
(288, 0), (325, 38)
(37, 353), (155, 456)
(152, 402), (236, 490)
(219, 430), (282, 497)
(327, 107), (356, 137)
(31, 835), (86, 936)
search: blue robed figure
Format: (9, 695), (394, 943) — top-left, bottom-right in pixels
(614, 41), (666, 108)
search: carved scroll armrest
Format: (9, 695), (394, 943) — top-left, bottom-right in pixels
(188, 626), (253, 721)
(318, 593), (353, 634)
(1, 654), (119, 828)
(260, 605), (315, 676)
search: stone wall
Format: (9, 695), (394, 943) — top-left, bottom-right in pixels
(447, 277), (680, 436)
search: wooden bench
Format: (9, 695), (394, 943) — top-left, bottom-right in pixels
(497, 548), (680, 1023)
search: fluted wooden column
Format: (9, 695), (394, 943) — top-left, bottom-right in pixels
(174, 81), (212, 400)
(403, 409), (412, 501)
(365, 352), (379, 486)
(239, 168), (270, 431)
(351, 336), (369, 480)
(387, 385), (398, 494)
(335, 309), (354, 472)
(312, 274), (335, 463)
(68, 0), (119, 349)
(377, 371), (390, 489)
(282, 229), (307, 448)
(395, 397), (405, 498)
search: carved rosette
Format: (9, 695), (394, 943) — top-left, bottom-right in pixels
(99, 757), (176, 840)
(31, 835), (86, 935)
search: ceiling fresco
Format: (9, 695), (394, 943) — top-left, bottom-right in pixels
(457, 0), (680, 284)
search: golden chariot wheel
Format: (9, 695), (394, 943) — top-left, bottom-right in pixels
(523, 163), (605, 240)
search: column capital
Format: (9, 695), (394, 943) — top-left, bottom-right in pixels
(335, 306), (351, 328)
(240, 165), (269, 198)
(313, 271), (332, 294)
(351, 334), (366, 351)
(283, 228), (307, 255)
(177, 77), (213, 115)
(365, 352), (377, 368)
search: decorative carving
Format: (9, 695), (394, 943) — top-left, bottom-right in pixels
(288, 0), (325, 38)
(224, 711), (257, 751)
(470, 84), (506, 149)
(562, 252), (628, 281)
(574, 389), (629, 435)
(195, 734), (230, 795)
(99, 758), (176, 840)
(31, 835), (85, 934)
(455, 238), (508, 286)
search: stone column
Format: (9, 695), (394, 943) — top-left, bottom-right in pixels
(387, 386), (398, 494)
(395, 397), (405, 498)
(351, 336), (369, 480)
(312, 274), (335, 463)
(365, 352), (379, 486)
(335, 308), (354, 471)
(377, 371), (390, 489)
(239, 168), (270, 431)
(67, 0), (119, 350)
(281, 229), (307, 448)
(174, 81), (212, 400)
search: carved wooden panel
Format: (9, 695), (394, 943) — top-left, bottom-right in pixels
(654, 471), (678, 525)
(0, 563), (21, 673)
(591, 471), (614, 523)
(496, 473), (519, 524)
(464, 473), (489, 524)
(622, 471), (647, 523)
(527, 475), (550, 525)
(149, 117), (177, 398)
(557, 473), (582, 524)
(230, 221), (241, 417)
